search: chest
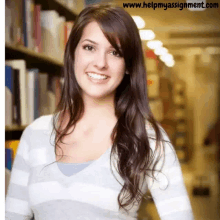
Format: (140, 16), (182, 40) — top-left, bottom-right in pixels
(55, 125), (113, 163)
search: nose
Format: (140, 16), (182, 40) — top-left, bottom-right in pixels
(93, 51), (108, 70)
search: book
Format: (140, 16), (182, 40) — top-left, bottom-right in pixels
(39, 73), (49, 116)
(27, 69), (35, 123)
(34, 69), (40, 120)
(26, 0), (35, 49)
(22, 0), (34, 48)
(57, 16), (66, 61)
(15, 0), (24, 46)
(5, 148), (13, 170)
(22, 0), (28, 47)
(13, 69), (21, 126)
(5, 2), (13, 44)
(5, 60), (28, 126)
(40, 10), (60, 60)
(34, 4), (42, 53)
(47, 75), (56, 114)
(5, 0), (24, 46)
(5, 65), (13, 126)
(27, 68), (40, 123)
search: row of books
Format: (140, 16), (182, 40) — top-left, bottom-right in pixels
(5, 59), (64, 127)
(5, 0), (74, 60)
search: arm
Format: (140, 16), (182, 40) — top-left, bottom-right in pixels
(5, 127), (34, 220)
(146, 126), (194, 220)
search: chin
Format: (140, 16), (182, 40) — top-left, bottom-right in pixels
(85, 91), (115, 100)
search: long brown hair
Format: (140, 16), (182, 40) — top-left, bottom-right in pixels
(51, 2), (174, 213)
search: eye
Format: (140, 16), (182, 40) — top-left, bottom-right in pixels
(83, 44), (95, 51)
(111, 50), (122, 57)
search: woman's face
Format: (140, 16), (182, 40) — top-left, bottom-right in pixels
(74, 21), (126, 101)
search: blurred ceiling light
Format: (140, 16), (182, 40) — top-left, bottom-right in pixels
(132, 16), (145, 29)
(147, 40), (163, 49)
(139, 30), (155, 41)
(165, 59), (175, 67)
(154, 47), (168, 56)
(159, 53), (174, 63)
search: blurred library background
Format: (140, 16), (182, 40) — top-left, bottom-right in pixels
(5, 0), (220, 219)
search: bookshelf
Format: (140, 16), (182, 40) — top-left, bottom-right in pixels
(5, 42), (63, 74)
(173, 79), (189, 163)
(34, 0), (78, 20)
(146, 57), (190, 163)
(5, 0), (80, 140)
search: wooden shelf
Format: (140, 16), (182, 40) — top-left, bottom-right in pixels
(5, 43), (64, 75)
(5, 43), (63, 66)
(6, 125), (28, 140)
(5, 130), (25, 140)
(5, 125), (27, 131)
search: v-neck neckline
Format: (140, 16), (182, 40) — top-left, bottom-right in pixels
(46, 113), (113, 179)
(52, 143), (112, 179)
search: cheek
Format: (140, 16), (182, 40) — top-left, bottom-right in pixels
(74, 52), (87, 73)
(75, 51), (91, 70)
(111, 61), (125, 78)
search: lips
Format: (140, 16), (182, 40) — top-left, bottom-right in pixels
(86, 72), (109, 78)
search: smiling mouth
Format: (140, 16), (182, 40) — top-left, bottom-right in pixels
(86, 72), (109, 80)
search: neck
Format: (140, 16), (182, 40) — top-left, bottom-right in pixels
(59, 94), (118, 132)
(82, 93), (116, 121)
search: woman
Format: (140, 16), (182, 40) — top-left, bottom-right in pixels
(5, 3), (194, 220)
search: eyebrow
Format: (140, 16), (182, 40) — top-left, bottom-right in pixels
(82, 39), (122, 50)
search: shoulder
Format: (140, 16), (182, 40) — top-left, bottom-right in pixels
(24, 114), (54, 136)
(144, 120), (174, 154)
(145, 120), (170, 141)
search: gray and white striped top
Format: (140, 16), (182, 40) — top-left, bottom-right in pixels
(5, 114), (194, 220)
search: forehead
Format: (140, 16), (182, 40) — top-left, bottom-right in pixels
(80, 21), (121, 46)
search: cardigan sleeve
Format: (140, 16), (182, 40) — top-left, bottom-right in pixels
(146, 124), (194, 220)
(5, 127), (34, 220)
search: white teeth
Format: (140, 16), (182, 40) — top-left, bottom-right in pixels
(87, 72), (108, 80)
